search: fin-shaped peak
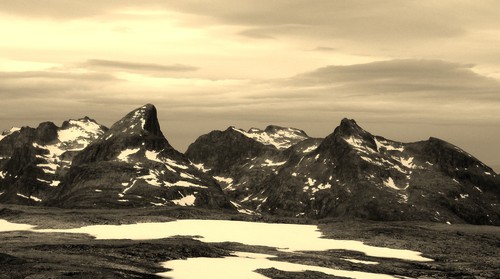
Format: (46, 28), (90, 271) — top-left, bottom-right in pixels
(109, 104), (162, 137)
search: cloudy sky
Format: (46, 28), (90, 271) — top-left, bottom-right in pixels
(1, 1), (499, 171)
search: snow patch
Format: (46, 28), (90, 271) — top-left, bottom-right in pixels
(0, 219), (34, 232)
(132, 108), (147, 130)
(343, 258), (379, 265)
(137, 171), (162, 187)
(214, 176), (233, 184)
(117, 148), (140, 162)
(232, 127), (307, 150)
(160, 252), (393, 279)
(172, 193), (196, 206)
(165, 158), (189, 170)
(375, 138), (404, 152)
(50, 180), (60, 187)
(317, 183), (332, 190)
(306, 177), (316, 186)
(180, 172), (198, 180)
(170, 180), (208, 188)
(145, 150), (161, 162)
(261, 159), (286, 167)
(230, 201), (257, 215)
(361, 156), (383, 166)
(383, 177), (399, 190)
(58, 119), (103, 150)
(16, 193), (42, 202)
(344, 136), (376, 154)
(192, 162), (211, 173)
(400, 157), (415, 168)
(36, 220), (432, 262)
(302, 144), (318, 153)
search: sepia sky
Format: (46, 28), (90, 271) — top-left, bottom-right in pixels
(0, 1), (499, 171)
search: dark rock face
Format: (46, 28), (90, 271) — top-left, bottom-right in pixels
(35, 122), (59, 144)
(53, 104), (234, 210)
(186, 127), (276, 174)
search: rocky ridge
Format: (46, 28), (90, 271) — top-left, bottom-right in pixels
(1, 106), (498, 224)
(187, 119), (500, 225)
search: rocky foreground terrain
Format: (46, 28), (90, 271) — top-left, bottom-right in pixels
(0, 205), (498, 279)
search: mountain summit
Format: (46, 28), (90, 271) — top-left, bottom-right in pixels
(53, 104), (233, 209)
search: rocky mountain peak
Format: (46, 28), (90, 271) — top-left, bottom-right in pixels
(318, 118), (378, 155)
(108, 104), (163, 137)
(337, 118), (368, 136)
(0, 127), (21, 139)
(35, 122), (59, 145)
(264, 125), (309, 137)
(72, 104), (172, 165)
(51, 104), (233, 210)
(61, 116), (102, 130)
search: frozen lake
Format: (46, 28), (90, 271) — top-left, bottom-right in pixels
(1, 219), (432, 278)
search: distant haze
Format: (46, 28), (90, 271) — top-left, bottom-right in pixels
(0, 1), (499, 172)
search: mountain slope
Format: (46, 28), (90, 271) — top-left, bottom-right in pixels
(0, 118), (107, 204)
(259, 119), (500, 225)
(186, 125), (316, 208)
(187, 119), (499, 225)
(53, 104), (233, 210)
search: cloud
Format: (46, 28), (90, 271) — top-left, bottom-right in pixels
(280, 59), (500, 100)
(0, 1), (490, 40)
(0, 70), (116, 81)
(85, 59), (198, 73)
(313, 47), (337, 52)
(0, 0), (126, 19)
(0, 70), (119, 98)
(237, 29), (275, 39)
(164, 1), (470, 42)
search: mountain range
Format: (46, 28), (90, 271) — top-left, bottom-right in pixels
(1, 104), (499, 225)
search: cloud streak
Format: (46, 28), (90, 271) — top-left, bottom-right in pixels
(281, 59), (500, 99)
(85, 59), (198, 73)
